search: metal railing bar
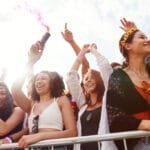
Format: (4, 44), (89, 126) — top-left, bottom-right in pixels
(0, 130), (150, 149)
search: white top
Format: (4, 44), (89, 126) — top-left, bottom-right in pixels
(67, 54), (117, 150)
(28, 98), (63, 133)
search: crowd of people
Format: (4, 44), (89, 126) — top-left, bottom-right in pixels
(0, 18), (150, 150)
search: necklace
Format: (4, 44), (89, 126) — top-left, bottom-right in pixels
(86, 112), (93, 122)
(129, 69), (149, 82)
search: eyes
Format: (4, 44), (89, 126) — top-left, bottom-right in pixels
(139, 35), (148, 39)
(35, 77), (48, 82)
(0, 89), (7, 96)
(35, 74), (50, 82)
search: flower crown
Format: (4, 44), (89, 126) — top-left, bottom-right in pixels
(120, 27), (138, 47)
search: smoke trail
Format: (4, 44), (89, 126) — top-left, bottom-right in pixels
(19, 0), (50, 32)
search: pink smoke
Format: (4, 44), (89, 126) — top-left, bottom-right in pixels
(20, 1), (50, 32)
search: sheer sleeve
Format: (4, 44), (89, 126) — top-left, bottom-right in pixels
(66, 70), (86, 109)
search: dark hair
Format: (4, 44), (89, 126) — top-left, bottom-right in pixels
(83, 69), (105, 104)
(111, 62), (122, 69)
(31, 71), (65, 101)
(145, 55), (150, 76)
(0, 81), (14, 120)
(119, 30), (139, 68)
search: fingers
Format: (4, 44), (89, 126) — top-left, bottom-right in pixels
(32, 41), (43, 53)
(61, 31), (65, 38)
(82, 44), (91, 53)
(65, 23), (67, 30)
(18, 137), (26, 148)
(64, 23), (72, 33)
(120, 18), (126, 27)
(91, 43), (97, 49)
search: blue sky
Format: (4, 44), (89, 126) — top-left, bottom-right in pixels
(0, 0), (150, 87)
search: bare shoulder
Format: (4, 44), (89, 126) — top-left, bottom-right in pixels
(57, 95), (71, 106)
(13, 106), (25, 114)
(14, 106), (24, 112)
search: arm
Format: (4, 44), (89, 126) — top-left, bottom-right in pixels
(66, 45), (91, 109)
(0, 107), (25, 136)
(10, 128), (29, 142)
(89, 43), (113, 88)
(11, 41), (44, 113)
(61, 23), (89, 78)
(0, 128), (29, 144)
(18, 96), (77, 148)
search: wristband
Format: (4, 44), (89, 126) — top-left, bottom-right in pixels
(78, 51), (85, 58)
(4, 136), (12, 143)
(8, 136), (14, 142)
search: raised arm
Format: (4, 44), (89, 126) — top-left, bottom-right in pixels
(89, 43), (113, 87)
(11, 41), (44, 113)
(66, 44), (91, 109)
(61, 23), (89, 78)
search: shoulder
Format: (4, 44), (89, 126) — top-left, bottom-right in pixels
(108, 68), (131, 91)
(13, 107), (25, 115)
(111, 68), (124, 76)
(57, 95), (71, 107)
(109, 68), (129, 81)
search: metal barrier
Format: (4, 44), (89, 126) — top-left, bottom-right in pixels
(0, 130), (150, 150)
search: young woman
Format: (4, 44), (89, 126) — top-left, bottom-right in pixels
(11, 41), (77, 149)
(0, 81), (25, 143)
(106, 18), (150, 150)
(66, 43), (115, 150)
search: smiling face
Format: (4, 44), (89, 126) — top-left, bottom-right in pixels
(83, 70), (97, 94)
(34, 72), (51, 96)
(82, 69), (105, 98)
(128, 31), (150, 56)
(120, 30), (150, 59)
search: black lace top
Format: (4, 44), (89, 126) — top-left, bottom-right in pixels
(106, 68), (150, 150)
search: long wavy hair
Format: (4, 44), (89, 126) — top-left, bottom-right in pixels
(82, 69), (105, 105)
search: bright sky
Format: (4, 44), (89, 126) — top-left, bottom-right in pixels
(0, 0), (150, 88)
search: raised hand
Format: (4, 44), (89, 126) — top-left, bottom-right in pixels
(90, 43), (98, 52)
(61, 23), (74, 43)
(120, 18), (137, 32)
(81, 44), (91, 54)
(28, 41), (44, 64)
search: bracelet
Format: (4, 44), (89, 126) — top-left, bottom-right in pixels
(8, 136), (14, 142)
(78, 51), (85, 58)
(4, 136), (12, 143)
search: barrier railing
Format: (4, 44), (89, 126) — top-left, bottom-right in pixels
(0, 130), (150, 150)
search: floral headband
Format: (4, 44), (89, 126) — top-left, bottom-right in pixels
(120, 27), (138, 47)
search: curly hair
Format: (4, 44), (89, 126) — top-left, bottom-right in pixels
(31, 71), (65, 101)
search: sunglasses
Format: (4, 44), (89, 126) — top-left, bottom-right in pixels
(32, 115), (39, 133)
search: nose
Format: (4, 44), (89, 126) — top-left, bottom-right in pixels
(146, 39), (150, 44)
